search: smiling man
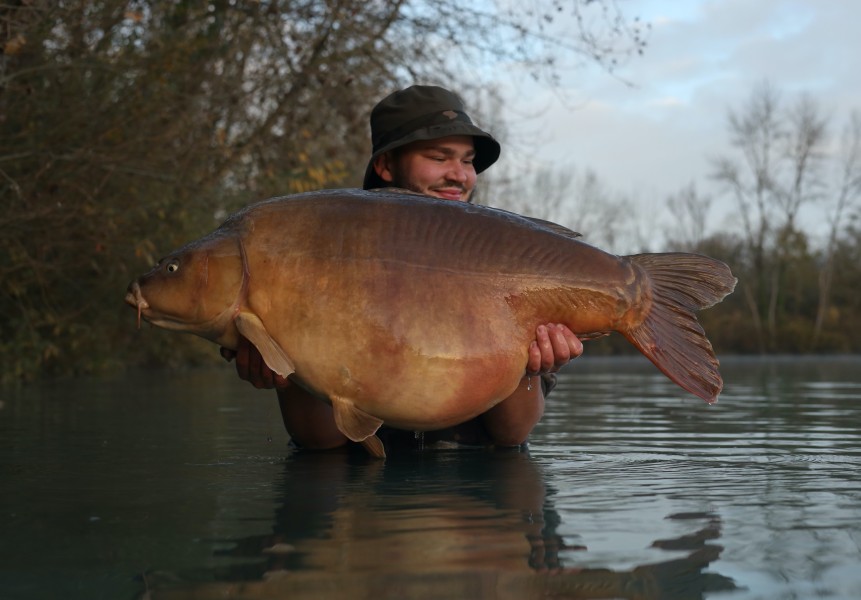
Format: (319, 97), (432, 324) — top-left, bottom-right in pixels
(371, 136), (477, 201)
(230, 85), (582, 452)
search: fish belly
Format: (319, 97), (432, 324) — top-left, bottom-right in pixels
(248, 262), (537, 430)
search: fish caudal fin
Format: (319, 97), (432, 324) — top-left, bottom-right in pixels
(624, 253), (737, 404)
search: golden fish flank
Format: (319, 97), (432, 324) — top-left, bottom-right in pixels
(126, 188), (737, 457)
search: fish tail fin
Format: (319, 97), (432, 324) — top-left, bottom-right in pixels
(623, 253), (737, 404)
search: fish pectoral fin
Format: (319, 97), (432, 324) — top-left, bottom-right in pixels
(234, 311), (296, 378)
(331, 395), (386, 458)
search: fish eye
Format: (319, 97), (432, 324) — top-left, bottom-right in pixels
(166, 260), (180, 273)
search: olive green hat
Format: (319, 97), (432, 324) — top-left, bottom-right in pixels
(363, 85), (501, 190)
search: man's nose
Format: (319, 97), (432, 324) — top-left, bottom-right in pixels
(446, 162), (468, 183)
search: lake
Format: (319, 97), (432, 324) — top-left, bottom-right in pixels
(2, 355), (860, 599)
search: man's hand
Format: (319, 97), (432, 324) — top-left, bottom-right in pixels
(526, 323), (583, 376)
(220, 337), (291, 389)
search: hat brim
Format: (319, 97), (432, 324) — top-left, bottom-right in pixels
(362, 122), (500, 190)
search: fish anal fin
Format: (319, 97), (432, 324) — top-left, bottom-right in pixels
(234, 311), (296, 378)
(361, 435), (386, 459)
(331, 395), (385, 458)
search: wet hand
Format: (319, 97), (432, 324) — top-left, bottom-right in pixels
(527, 324), (583, 376)
(220, 336), (291, 389)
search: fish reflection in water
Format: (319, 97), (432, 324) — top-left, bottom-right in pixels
(145, 449), (736, 599)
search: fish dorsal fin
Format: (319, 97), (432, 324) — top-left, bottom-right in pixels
(524, 216), (582, 239)
(234, 311), (296, 378)
(369, 186), (426, 197)
(331, 395), (385, 457)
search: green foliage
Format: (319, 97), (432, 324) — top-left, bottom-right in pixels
(0, 1), (385, 382)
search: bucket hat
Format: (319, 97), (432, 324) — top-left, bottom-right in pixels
(363, 85), (501, 189)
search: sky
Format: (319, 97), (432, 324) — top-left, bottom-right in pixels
(491, 0), (861, 250)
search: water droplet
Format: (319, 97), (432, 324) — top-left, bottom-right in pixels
(527, 376), (533, 391)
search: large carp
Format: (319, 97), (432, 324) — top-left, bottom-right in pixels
(125, 188), (736, 457)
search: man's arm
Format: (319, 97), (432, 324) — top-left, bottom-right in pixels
(223, 338), (349, 449)
(275, 384), (349, 449)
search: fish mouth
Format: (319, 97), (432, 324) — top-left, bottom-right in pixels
(125, 281), (150, 329)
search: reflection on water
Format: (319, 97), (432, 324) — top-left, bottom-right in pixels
(147, 450), (733, 599)
(1, 356), (860, 599)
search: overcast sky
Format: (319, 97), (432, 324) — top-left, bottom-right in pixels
(492, 0), (861, 249)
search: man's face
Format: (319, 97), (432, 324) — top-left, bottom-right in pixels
(373, 135), (478, 202)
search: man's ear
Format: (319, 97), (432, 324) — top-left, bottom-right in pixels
(373, 153), (396, 183)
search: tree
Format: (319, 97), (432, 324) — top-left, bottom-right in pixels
(813, 111), (861, 347)
(827, 222), (861, 351)
(486, 164), (638, 254)
(711, 82), (828, 352)
(664, 182), (712, 251)
(0, 0), (649, 382)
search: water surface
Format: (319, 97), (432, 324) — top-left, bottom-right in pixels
(2, 356), (860, 599)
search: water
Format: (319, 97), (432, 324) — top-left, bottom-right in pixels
(2, 356), (860, 599)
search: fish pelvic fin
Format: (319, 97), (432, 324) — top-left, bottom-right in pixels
(624, 253), (737, 404)
(331, 395), (386, 458)
(234, 311), (296, 378)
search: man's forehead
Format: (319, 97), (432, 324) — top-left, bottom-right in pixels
(406, 136), (476, 154)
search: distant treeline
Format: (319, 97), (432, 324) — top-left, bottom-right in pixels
(660, 81), (861, 358)
(1, 3), (858, 384)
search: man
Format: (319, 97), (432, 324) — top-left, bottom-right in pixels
(228, 85), (582, 451)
